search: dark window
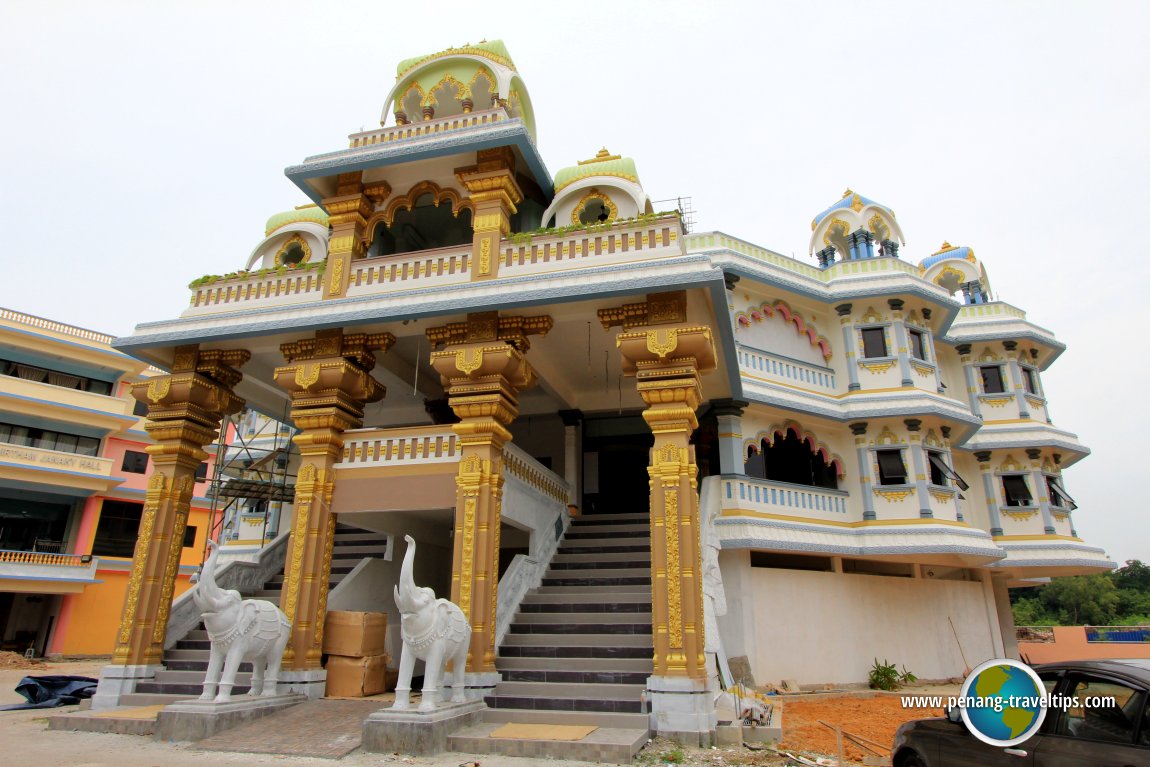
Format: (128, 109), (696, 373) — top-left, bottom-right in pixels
(1022, 367), (1039, 395)
(91, 500), (144, 558)
(132, 398), (149, 417)
(121, 450), (149, 474)
(1002, 475), (1033, 506)
(756, 431), (838, 489)
(861, 328), (888, 358)
(0, 357), (114, 395)
(0, 421), (99, 456)
(927, 452), (970, 490)
(979, 366), (1006, 394)
(1053, 676), (1144, 745)
(194, 462), (209, 482)
(908, 329), (926, 361)
(183, 525), (197, 548)
(876, 450), (908, 485)
(744, 446), (765, 479)
(1047, 476), (1078, 510)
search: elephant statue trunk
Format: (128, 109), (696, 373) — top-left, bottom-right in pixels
(392, 535), (472, 712)
(195, 539), (291, 703)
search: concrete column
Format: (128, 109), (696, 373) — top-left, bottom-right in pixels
(113, 345), (249, 667)
(851, 422), (876, 520)
(888, 299), (914, 387)
(862, 230), (876, 258)
(428, 311), (552, 678)
(837, 304), (860, 391)
(710, 399), (748, 475)
(273, 330), (392, 679)
(321, 172), (378, 299)
(957, 344), (981, 418)
(848, 230), (863, 260)
(457, 147), (523, 281)
(1027, 448), (1056, 535)
(991, 574), (1020, 659)
(976, 451), (1003, 536)
(1003, 342), (1030, 419)
(904, 419), (932, 518)
(559, 409), (583, 511)
(816, 246), (836, 268)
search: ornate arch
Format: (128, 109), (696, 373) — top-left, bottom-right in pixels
(367, 180), (474, 235)
(742, 420), (846, 477)
(424, 74), (470, 106)
(570, 189), (618, 225)
(733, 299), (832, 360)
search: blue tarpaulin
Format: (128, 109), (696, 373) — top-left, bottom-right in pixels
(0, 675), (98, 710)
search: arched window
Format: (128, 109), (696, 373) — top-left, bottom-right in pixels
(369, 195), (473, 257)
(745, 430), (838, 489)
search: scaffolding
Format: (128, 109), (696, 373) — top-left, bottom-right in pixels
(652, 196), (697, 233)
(202, 407), (297, 563)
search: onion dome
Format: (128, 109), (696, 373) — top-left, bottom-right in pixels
(264, 205), (329, 237)
(541, 148), (651, 228)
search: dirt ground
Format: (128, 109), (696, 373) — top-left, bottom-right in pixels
(0, 659), (954, 766)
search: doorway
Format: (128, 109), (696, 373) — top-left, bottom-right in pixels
(582, 414), (653, 516)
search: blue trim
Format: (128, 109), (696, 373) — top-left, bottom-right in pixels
(0, 575), (102, 584)
(285, 120), (554, 205)
(0, 325), (139, 369)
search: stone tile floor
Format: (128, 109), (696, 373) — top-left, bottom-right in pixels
(193, 699), (386, 758)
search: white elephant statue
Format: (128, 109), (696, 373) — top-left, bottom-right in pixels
(193, 539), (291, 703)
(392, 535), (472, 712)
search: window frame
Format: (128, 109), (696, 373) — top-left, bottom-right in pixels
(908, 329), (927, 361)
(121, 450), (149, 474)
(1001, 474), (1034, 507)
(1047, 672), (1147, 747)
(875, 449), (909, 486)
(1046, 475), (1079, 510)
(979, 365), (1007, 394)
(860, 327), (889, 359)
(1021, 365), (1041, 396)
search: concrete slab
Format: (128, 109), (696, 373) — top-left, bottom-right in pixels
(449, 721), (649, 763)
(48, 704), (165, 736)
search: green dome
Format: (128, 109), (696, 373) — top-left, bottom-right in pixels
(396, 40), (515, 79)
(265, 206), (329, 236)
(554, 149), (640, 193)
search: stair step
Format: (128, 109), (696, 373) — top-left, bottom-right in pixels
(500, 645), (651, 660)
(570, 513), (649, 524)
(552, 551), (651, 563)
(479, 708), (650, 728)
(509, 622), (651, 635)
(118, 692), (198, 707)
(135, 681), (250, 696)
(559, 539), (651, 552)
(495, 680), (646, 698)
(522, 589), (650, 603)
(152, 669), (252, 685)
(500, 668), (650, 685)
(486, 694), (643, 714)
(496, 656), (652, 673)
(449, 722), (648, 763)
(501, 633), (652, 648)
(534, 584), (651, 594)
(164, 659), (253, 672)
(519, 601), (650, 613)
(514, 612), (652, 624)
(541, 575), (651, 587)
(549, 560), (649, 571)
(564, 524), (649, 536)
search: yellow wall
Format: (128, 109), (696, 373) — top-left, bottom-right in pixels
(55, 570), (194, 655)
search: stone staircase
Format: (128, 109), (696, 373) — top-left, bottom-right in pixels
(449, 511), (653, 762)
(119, 523), (390, 706)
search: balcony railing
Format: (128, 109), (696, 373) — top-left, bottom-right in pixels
(189, 268), (324, 312)
(720, 475), (851, 521)
(347, 107), (511, 148)
(737, 345), (836, 393)
(346, 244), (471, 297)
(1086, 626), (1150, 643)
(337, 425), (459, 468)
(0, 549), (91, 568)
(500, 216), (682, 277)
(0, 307), (114, 344)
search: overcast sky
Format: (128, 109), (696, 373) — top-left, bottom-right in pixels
(2, 1), (1147, 565)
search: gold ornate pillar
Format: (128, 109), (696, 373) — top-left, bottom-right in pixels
(273, 329), (393, 668)
(600, 292), (716, 680)
(457, 148), (522, 281)
(427, 312), (552, 672)
(322, 172), (387, 300)
(113, 346), (249, 666)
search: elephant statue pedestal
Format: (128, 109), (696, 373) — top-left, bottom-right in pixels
(155, 693), (306, 742)
(361, 699), (487, 756)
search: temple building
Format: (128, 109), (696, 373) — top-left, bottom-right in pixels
(94, 40), (1112, 744)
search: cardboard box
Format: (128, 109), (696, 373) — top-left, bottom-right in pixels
(322, 611), (387, 657)
(325, 653), (391, 697)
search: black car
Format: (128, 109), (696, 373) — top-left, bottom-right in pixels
(892, 659), (1150, 766)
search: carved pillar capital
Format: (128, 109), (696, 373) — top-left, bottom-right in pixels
(457, 150), (522, 280)
(321, 172), (372, 299)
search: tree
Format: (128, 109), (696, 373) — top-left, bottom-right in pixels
(1039, 574), (1119, 625)
(1111, 560), (1150, 591)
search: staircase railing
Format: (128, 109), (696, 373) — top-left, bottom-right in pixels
(496, 443), (572, 645)
(163, 532), (291, 650)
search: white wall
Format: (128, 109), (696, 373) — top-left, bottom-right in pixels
(718, 553), (1001, 685)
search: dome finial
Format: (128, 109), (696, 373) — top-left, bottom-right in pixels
(842, 188), (853, 199)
